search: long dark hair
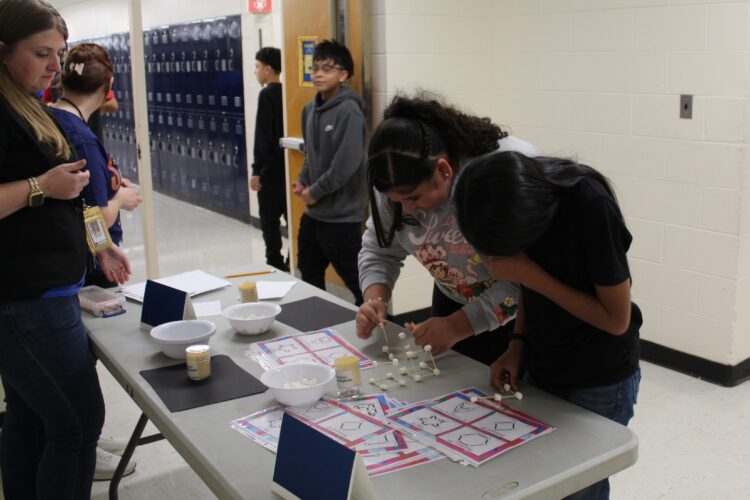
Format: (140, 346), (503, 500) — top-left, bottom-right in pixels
(454, 151), (618, 256)
(368, 92), (507, 247)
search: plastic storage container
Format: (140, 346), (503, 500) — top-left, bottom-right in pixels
(78, 286), (126, 318)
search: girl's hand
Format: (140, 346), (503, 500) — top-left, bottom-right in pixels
(116, 186), (142, 211)
(406, 316), (472, 356)
(38, 160), (90, 200)
(356, 300), (387, 339)
(484, 253), (539, 286)
(490, 342), (523, 392)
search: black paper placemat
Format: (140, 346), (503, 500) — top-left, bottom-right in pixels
(140, 355), (266, 412)
(276, 296), (356, 332)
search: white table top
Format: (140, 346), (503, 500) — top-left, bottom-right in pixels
(85, 267), (637, 499)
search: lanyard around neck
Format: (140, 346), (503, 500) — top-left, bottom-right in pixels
(58, 97), (86, 122)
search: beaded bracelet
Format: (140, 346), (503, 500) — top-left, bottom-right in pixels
(367, 296), (388, 306)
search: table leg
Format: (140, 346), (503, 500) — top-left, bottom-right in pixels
(108, 412), (165, 500)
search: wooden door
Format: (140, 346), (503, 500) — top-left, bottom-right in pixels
(281, 0), (369, 290)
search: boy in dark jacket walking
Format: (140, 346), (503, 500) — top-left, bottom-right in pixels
(292, 40), (367, 304)
(251, 47), (288, 271)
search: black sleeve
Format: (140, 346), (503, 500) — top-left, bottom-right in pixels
(252, 88), (276, 178)
(0, 103), (9, 169)
(582, 194), (633, 287)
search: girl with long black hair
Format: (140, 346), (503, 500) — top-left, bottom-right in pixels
(454, 151), (641, 500)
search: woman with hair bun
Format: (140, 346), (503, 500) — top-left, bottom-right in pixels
(356, 92), (539, 365)
(52, 42), (142, 289)
(0, 1), (130, 497)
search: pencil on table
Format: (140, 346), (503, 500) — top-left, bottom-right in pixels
(224, 269), (276, 279)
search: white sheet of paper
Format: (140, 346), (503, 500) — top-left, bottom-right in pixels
(256, 280), (297, 300)
(193, 300), (222, 317)
(122, 270), (231, 302)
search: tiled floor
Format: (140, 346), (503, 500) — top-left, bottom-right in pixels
(81, 193), (750, 499)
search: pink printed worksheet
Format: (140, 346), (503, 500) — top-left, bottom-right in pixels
(385, 387), (554, 467)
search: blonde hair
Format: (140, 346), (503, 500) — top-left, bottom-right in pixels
(0, 0), (71, 159)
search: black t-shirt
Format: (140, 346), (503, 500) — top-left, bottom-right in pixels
(0, 95), (88, 302)
(523, 177), (641, 390)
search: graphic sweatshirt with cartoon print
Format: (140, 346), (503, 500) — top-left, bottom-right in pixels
(358, 135), (540, 335)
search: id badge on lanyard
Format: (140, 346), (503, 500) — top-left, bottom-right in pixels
(83, 203), (113, 253)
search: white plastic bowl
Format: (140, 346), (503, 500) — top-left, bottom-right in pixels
(260, 362), (335, 407)
(150, 320), (216, 359)
(222, 302), (281, 335)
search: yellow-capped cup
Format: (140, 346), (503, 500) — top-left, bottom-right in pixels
(238, 281), (258, 303)
(335, 355), (361, 397)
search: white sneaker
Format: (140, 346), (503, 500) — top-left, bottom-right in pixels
(94, 447), (136, 481)
(97, 437), (129, 456)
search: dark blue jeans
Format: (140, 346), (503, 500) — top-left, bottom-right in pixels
(542, 367), (641, 500)
(0, 296), (105, 500)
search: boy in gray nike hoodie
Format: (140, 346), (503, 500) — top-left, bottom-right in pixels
(292, 40), (367, 304)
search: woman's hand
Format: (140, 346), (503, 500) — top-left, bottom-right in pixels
(490, 342), (523, 392)
(97, 245), (131, 285)
(37, 160), (90, 200)
(356, 299), (387, 339)
(250, 175), (261, 192)
(406, 312), (473, 356)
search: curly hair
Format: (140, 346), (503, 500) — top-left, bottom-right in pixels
(367, 91), (508, 247)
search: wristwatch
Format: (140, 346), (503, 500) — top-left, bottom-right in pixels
(27, 177), (44, 207)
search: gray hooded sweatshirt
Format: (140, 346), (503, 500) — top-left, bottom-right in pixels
(299, 87), (368, 223)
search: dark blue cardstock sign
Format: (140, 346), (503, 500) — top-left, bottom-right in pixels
(272, 413), (375, 500)
(140, 279), (195, 331)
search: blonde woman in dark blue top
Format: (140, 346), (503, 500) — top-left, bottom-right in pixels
(454, 151), (641, 500)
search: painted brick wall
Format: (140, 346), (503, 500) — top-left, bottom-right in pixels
(375, 0), (750, 365)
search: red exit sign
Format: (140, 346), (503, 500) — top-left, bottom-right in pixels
(249, 0), (272, 13)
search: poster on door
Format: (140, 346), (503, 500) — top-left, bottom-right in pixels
(298, 36), (318, 87)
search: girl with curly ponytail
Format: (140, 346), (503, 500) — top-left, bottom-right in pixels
(356, 92), (540, 365)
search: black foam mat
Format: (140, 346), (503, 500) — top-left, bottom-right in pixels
(276, 296), (356, 332)
(140, 355), (266, 412)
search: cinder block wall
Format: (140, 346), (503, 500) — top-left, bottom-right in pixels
(373, 0), (750, 375)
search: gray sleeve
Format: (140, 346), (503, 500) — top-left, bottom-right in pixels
(308, 102), (365, 201)
(460, 279), (520, 334)
(298, 105), (311, 186)
(358, 214), (409, 293)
